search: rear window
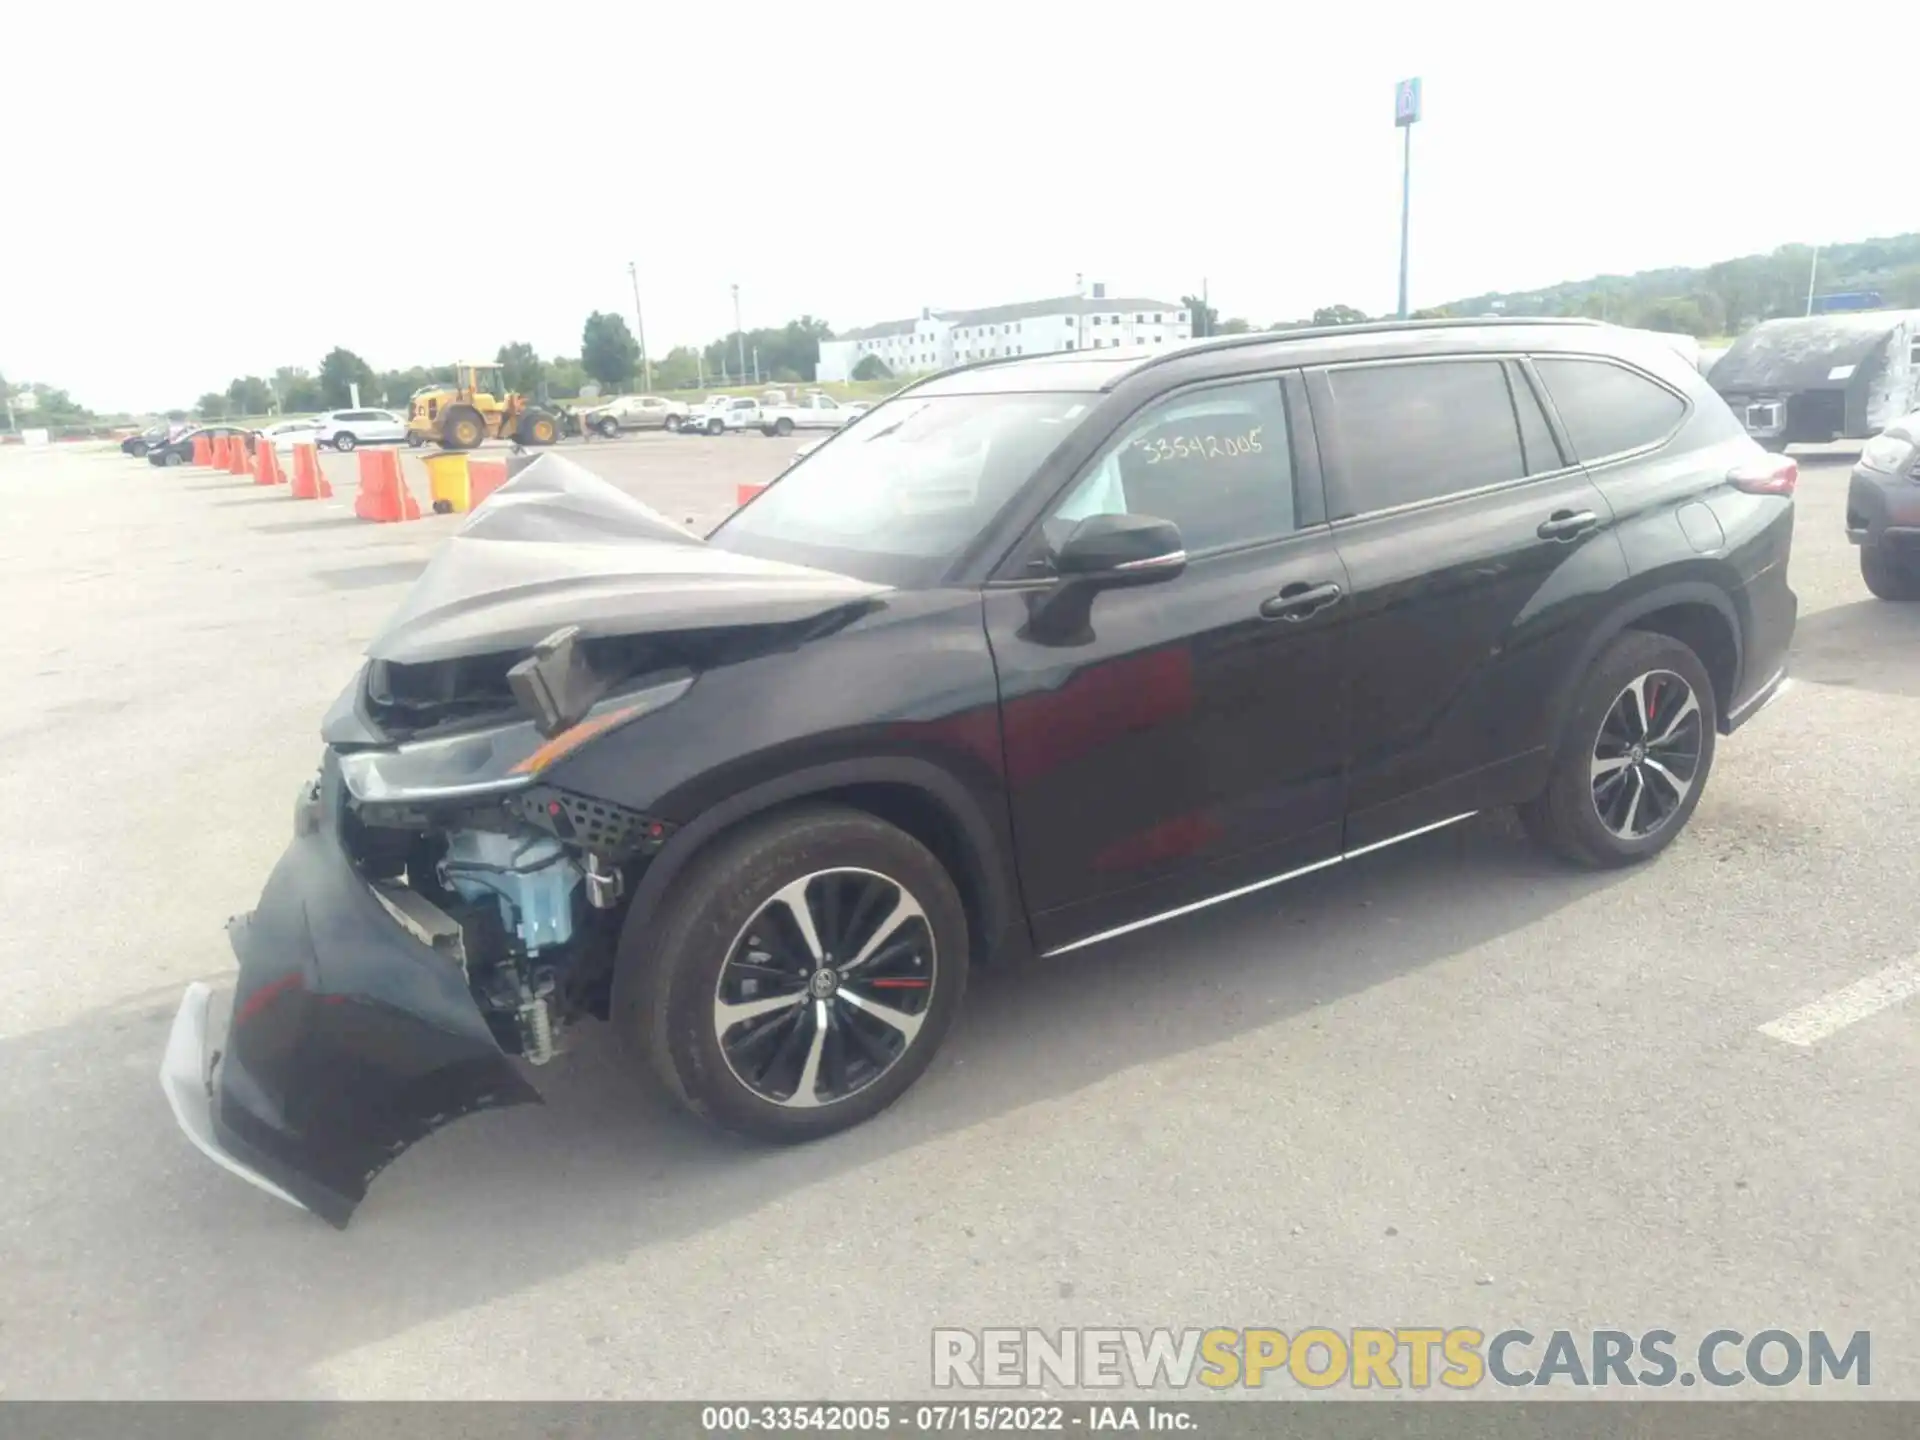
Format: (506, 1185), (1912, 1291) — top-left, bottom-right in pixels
(1534, 357), (1686, 462)
(1324, 359), (1525, 515)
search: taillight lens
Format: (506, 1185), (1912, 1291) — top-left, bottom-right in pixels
(1727, 456), (1797, 496)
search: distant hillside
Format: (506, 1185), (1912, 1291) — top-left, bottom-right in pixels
(1434, 232), (1920, 338)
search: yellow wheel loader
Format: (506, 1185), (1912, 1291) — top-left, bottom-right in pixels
(406, 362), (561, 452)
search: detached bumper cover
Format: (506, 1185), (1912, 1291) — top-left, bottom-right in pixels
(163, 763), (539, 1227)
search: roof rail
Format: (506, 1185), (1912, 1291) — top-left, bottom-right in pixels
(1131, 314), (1608, 374)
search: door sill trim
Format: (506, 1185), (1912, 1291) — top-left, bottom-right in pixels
(1039, 811), (1478, 958)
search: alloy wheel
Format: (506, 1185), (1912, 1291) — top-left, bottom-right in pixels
(1590, 669), (1703, 840)
(712, 867), (937, 1109)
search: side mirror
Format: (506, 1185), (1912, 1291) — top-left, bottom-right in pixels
(1024, 514), (1186, 647)
(1053, 513), (1186, 580)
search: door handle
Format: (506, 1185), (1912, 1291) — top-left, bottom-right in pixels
(1537, 509), (1599, 541)
(1259, 581), (1343, 621)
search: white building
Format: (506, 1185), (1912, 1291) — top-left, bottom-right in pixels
(816, 284), (1192, 383)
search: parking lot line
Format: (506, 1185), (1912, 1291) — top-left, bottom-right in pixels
(1758, 958), (1920, 1046)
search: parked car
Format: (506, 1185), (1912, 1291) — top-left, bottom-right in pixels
(1711, 310), (1920, 451)
(685, 395), (763, 435)
(162, 317), (1797, 1225)
(145, 424), (255, 467)
(582, 394), (690, 437)
(311, 408), (407, 451)
(261, 419), (325, 453)
(757, 391), (866, 436)
(120, 421), (174, 457)
(1845, 409), (1920, 599)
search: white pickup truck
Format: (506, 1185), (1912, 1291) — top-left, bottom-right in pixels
(756, 392), (868, 436)
(681, 395), (765, 435)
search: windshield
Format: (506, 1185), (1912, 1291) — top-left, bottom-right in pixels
(708, 390), (1093, 586)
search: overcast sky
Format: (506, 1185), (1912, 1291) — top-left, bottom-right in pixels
(3, 0), (1910, 412)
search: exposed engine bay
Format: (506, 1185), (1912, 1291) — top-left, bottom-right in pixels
(161, 454), (891, 1226)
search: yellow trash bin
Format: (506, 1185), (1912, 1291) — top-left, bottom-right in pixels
(422, 452), (472, 514)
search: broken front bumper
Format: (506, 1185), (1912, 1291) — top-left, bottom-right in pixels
(160, 762), (539, 1228)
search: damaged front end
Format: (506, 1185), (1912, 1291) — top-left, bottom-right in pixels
(162, 455), (883, 1225)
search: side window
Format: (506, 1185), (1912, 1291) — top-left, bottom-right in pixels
(1509, 366), (1563, 475)
(1325, 360), (1524, 515)
(1534, 357), (1686, 463)
(1046, 379), (1297, 556)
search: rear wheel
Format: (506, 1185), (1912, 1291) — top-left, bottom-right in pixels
(406, 432), (425, 448)
(1519, 630), (1717, 869)
(665, 415), (682, 432)
(128, 441), (149, 457)
(333, 431), (357, 452)
(614, 805), (968, 1142)
(774, 416), (795, 436)
(1860, 546), (1920, 601)
(163, 450), (185, 466)
(596, 416), (621, 439)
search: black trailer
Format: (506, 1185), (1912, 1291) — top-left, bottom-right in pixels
(1711, 310), (1920, 450)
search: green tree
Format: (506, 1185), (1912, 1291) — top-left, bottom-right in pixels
(852, 354), (893, 382)
(318, 347), (377, 409)
(1181, 294), (1217, 337)
(1312, 305), (1369, 326)
(581, 312), (639, 391)
(226, 376), (275, 415)
(196, 392), (229, 419)
(1217, 317), (1253, 335)
(273, 366), (326, 412)
(541, 356), (585, 399)
(649, 346), (702, 392)
(496, 341), (545, 396)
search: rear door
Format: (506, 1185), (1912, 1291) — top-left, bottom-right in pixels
(1308, 355), (1630, 849)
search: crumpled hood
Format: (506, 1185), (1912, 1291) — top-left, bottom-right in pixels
(364, 453), (887, 665)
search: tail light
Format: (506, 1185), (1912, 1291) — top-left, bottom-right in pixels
(1728, 455), (1797, 496)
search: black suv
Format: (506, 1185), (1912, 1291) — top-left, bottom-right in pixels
(162, 319), (1797, 1225)
(1845, 410), (1920, 599)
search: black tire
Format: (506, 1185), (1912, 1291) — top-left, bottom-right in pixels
(406, 432), (425, 448)
(163, 450), (185, 466)
(128, 441), (149, 457)
(665, 415), (682, 432)
(1860, 546), (1920, 601)
(613, 805), (969, 1142)
(1518, 629), (1718, 869)
(333, 431), (357, 452)
(442, 408), (486, 451)
(774, 416), (794, 437)
(596, 417), (621, 439)
(705, 417), (723, 435)
(518, 411), (559, 446)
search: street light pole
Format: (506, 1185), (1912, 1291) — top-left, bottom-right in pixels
(1805, 246), (1821, 317)
(732, 284), (746, 385)
(627, 260), (651, 392)
(1394, 77), (1422, 320)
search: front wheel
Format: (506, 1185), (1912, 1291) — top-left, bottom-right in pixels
(333, 431), (357, 452)
(1860, 546), (1920, 601)
(705, 418), (723, 435)
(596, 417), (621, 439)
(1519, 629), (1718, 869)
(664, 415), (682, 432)
(406, 432), (425, 448)
(163, 450), (185, 466)
(614, 805), (969, 1142)
(128, 441), (149, 457)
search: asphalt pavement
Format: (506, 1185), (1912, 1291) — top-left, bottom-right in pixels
(0, 439), (1915, 1399)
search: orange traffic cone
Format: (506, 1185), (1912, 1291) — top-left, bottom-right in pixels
(353, 449), (419, 523)
(289, 443), (326, 499)
(192, 434), (213, 466)
(210, 435), (228, 468)
(253, 438), (277, 485)
(736, 482), (768, 507)
(228, 435), (252, 477)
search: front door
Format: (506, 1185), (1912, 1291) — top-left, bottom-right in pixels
(983, 374), (1352, 954)
(1307, 355), (1630, 849)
